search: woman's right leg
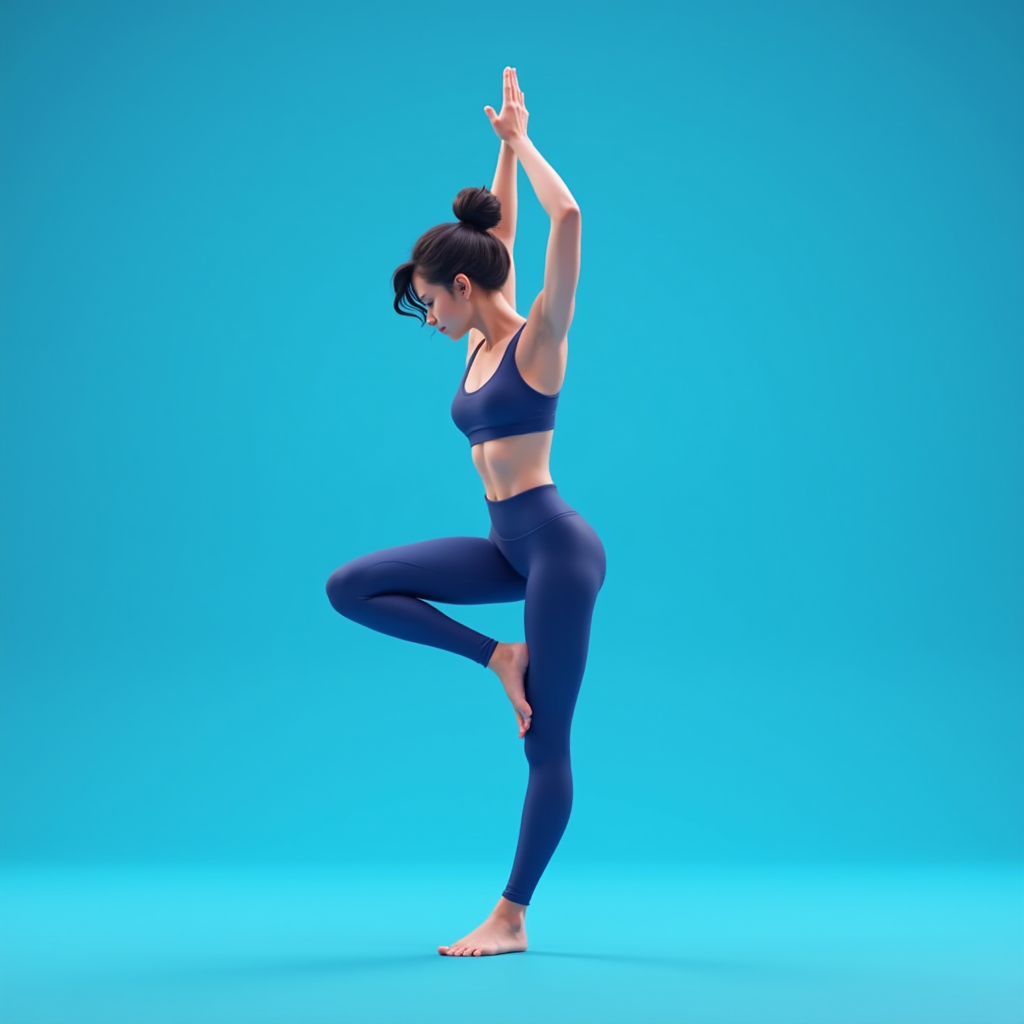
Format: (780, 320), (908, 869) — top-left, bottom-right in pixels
(325, 536), (527, 667)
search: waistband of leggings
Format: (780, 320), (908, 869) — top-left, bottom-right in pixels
(485, 483), (578, 541)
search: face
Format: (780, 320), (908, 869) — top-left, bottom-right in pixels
(411, 271), (473, 341)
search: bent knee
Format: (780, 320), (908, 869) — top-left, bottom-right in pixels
(325, 562), (364, 614)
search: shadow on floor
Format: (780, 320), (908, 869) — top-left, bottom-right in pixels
(130, 948), (830, 986)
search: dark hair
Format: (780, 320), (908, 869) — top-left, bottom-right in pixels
(392, 186), (510, 324)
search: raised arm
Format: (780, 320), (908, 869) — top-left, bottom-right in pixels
(486, 68), (580, 342)
(509, 133), (580, 341)
(488, 140), (519, 308)
(490, 140), (518, 247)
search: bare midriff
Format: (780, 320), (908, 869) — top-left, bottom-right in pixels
(471, 430), (555, 502)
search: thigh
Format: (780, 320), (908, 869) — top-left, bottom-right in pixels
(520, 516), (606, 726)
(331, 536), (527, 606)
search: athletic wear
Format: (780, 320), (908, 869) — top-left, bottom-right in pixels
(450, 319), (559, 445)
(326, 483), (606, 907)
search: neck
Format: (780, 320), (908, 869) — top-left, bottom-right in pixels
(473, 297), (524, 350)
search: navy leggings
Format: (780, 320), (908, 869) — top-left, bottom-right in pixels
(325, 483), (606, 906)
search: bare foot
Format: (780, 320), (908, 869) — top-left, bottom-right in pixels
(487, 642), (531, 737)
(438, 899), (528, 956)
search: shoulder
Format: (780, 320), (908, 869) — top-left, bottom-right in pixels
(521, 292), (567, 350)
(516, 295), (568, 396)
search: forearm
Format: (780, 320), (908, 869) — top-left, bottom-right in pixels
(490, 141), (518, 243)
(508, 135), (579, 218)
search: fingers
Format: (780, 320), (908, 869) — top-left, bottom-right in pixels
(504, 66), (523, 103)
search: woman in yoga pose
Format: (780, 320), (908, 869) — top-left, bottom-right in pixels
(325, 67), (606, 956)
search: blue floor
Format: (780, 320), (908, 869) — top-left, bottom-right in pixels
(1, 862), (1020, 1024)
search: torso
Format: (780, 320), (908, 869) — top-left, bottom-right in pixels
(464, 315), (567, 502)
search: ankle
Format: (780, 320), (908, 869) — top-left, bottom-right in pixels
(493, 896), (527, 923)
(487, 642), (509, 670)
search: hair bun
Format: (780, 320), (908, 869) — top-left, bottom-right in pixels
(453, 185), (502, 233)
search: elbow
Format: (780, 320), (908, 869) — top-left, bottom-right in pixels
(554, 205), (580, 221)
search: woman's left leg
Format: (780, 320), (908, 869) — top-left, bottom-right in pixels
(500, 513), (607, 907)
(325, 535), (525, 666)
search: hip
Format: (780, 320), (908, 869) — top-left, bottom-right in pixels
(485, 483), (606, 583)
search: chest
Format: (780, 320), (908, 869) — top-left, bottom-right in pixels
(465, 320), (566, 397)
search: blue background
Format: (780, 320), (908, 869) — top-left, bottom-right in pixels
(1, 0), (1021, 870)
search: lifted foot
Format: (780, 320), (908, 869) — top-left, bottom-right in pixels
(487, 642), (532, 738)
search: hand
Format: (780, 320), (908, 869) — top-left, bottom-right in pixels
(484, 66), (529, 144)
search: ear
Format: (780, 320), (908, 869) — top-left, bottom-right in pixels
(454, 273), (473, 299)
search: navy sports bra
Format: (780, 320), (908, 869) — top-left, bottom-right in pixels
(450, 319), (560, 446)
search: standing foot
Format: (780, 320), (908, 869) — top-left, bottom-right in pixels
(438, 897), (528, 956)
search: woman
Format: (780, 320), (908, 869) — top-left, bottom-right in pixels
(325, 67), (606, 957)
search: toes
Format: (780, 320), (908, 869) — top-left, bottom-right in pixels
(441, 940), (488, 957)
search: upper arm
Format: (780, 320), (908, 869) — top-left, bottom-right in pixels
(468, 231), (517, 364)
(536, 208), (581, 342)
(491, 230), (516, 310)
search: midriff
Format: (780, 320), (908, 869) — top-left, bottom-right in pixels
(471, 429), (555, 502)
